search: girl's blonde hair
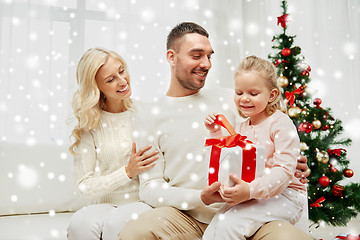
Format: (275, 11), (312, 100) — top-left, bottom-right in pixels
(69, 47), (132, 155)
(234, 55), (286, 118)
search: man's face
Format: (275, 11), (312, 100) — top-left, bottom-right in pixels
(173, 33), (214, 91)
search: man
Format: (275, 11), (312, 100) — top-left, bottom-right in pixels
(119, 22), (311, 240)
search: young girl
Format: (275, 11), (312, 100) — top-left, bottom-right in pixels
(67, 48), (158, 240)
(203, 56), (307, 240)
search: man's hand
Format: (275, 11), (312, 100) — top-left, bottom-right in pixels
(201, 182), (223, 205)
(219, 174), (250, 206)
(295, 155), (310, 184)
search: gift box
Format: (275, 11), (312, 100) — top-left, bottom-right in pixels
(205, 114), (265, 187)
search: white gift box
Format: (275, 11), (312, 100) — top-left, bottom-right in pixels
(205, 144), (266, 187)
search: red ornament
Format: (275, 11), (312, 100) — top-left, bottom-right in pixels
(343, 168), (354, 178)
(301, 65), (311, 76)
(313, 98), (322, 108)
(281, 48), (291, 57)
(322, 125), (329, 130)
(332, 184), (344, 197)
(277, 14), (290, 28)
(298, 122), (313, 133)
(319, 176), (330, 187)
(329, 164), (338, 172)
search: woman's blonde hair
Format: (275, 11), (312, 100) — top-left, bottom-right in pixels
(234, 55), (286, 118)
(69, 47), (132, 155)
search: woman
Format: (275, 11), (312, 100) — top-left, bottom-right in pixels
(67, 47), (158, 239)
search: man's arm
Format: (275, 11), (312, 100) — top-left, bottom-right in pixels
(134, 106), (206, 210)
(138, 150), (205, 210)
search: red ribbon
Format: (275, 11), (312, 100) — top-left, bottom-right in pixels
(335, 234), (360, 240)
(273, 59), (289, 67)
(327, 148), (347, 157)
(205, 114), (257, 185)
(310, 196), (325, 207)
(285, 86), (305, 106)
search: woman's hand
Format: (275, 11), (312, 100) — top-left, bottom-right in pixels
(125, 142), (159, 179)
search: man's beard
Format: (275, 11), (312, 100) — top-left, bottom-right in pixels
(175, 67), (206, 91)
(177, 78), (204, 91)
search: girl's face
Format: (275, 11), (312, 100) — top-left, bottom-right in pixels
(95, 56), (131, 110)
(234, 71), (278, 125)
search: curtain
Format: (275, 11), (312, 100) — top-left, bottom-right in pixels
(0, 0), (359, 183)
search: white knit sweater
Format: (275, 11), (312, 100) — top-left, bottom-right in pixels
(73, 108), (139, 206)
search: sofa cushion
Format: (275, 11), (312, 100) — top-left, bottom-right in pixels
(0, 143), (85, 216)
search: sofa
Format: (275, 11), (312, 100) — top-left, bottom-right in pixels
(0, 143), (85, 239)
(0, 142), (313, 239)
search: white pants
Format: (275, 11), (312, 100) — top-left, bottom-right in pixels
(67, 201), (152, 240)
(203, 189), (305, 240)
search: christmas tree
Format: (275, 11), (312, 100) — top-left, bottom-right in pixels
(268, 0), (360, 227)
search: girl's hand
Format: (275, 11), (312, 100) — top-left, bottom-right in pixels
(219, 174), (250, 205)
(204, 113), (221, 133)
(295, 155), (310, 184)
(125, 142), (159, 179)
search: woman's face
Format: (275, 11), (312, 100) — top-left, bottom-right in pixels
(95, 56), (131, 107)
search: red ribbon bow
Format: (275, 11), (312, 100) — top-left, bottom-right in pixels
(285, 86), (305, 106)
(205, 114), (257, 185)
(205, 134), (253, 149)
(310, 196), (325, 207)
(277, 14), (290, 28)
(335, 234), (360, 240)
(274, 59), (289, 67)
(327, 148), (347, 157)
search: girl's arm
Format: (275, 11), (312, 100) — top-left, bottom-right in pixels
(248, 115), (300, 199)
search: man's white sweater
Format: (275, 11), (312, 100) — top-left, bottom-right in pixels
(135, 87), (238, 224)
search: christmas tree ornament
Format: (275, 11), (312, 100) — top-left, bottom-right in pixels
(288, 106), (301, 118)
(316, 150), (329, 163)
(319, 176), (330, 187)
(322, 125), (329, 130)
(332, 184), (344, 197)
(328, 148), (347, 157)
(277, 76), (289, 88)
(312, 119), (321, 129)
(277, 13), (289, 28)
(299, 142), (308, 151)
(310, 196), (325, 208)
(298, 122), (313, 133)
(301, 108), (309, 116)
(343, 169), (354, 178)
(281, 47), (291, 57)
(301, 65), (311, 76)
(329, 164), (338, 172)
(285, 86), (305, 106)
(313, 98), (322, 108)
(291, 46), (301, 56)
